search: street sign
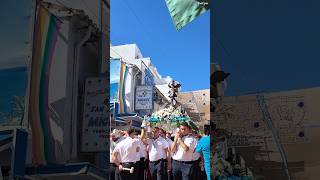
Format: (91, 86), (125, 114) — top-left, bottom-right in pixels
(81, 77), (108, 152)
(135, 86), (153, 110)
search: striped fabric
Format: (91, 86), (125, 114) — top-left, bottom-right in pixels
(165, 0), (210, 30)
(118, 62), (128, 114)
(28, 4), (62, 165)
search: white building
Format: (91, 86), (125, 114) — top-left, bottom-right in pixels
(110, 44), (171, 128)
(0, 0), (109, 179)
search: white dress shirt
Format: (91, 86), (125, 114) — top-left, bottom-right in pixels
(147, 136), (169, 161)
(113, 137), (140, 163)
(166, 137), (174, 158)
(161, 137), (169, 159)
(110, 141), (116, 163)
(139, 139), (147, 158)
(192, 138), (201, 161)
(172, 135), (197, 162)
(110, 137), (125, 162)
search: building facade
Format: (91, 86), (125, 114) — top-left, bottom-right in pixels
(214, 87), (320, 179)
(0, 0), (109, 179)
(177, 89), (210, 131)
(110, 44), (171, 130)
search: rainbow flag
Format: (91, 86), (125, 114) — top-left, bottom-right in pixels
(118, 62), (128, 114)
(29, 5), (62, 165)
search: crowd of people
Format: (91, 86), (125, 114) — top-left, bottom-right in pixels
(109, 122), (211, 180)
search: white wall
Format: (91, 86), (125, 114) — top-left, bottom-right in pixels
(45, 0), (104, 30)
(215, 87), (320, 178)
(110, 44), (142, 62)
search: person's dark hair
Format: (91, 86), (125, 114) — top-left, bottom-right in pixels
(204, 124), (210, 135)
(179, 121), (190, 129)
(127, 128), (136, 135)
(160, 128), (166, 134)
(136, 129), (141, 134)
(153, 126), (160, 130)
(211, 121), (215, 131)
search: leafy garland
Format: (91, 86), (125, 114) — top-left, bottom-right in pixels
(148, 106), (199, 132)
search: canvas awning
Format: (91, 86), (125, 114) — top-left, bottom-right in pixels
(25, 163), (107, 180)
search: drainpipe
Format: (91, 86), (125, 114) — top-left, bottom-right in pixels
(71, 25), (93, 159)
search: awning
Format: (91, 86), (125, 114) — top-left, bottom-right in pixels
(0, 130), (13, 151)
(112, 114), (143, 129)
(25, 163), (107, 180)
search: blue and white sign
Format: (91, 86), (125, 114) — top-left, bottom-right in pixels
(135, 86), (153, 110)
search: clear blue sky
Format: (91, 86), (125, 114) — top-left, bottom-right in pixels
(111, 0), (210, 92)
(213, 0), (320, 96)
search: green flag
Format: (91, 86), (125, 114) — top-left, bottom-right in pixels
(165, 0), (210, 30)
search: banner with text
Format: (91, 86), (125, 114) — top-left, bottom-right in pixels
(135, 86), (153, 110)
(81, 77), (108, 152)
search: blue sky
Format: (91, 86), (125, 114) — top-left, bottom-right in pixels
(213, 0), (320, 96)
(111, 0), (210, 92)
(0, 0), (32, 69)
(0, 0), (30, 115)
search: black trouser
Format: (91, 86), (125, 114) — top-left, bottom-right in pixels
(138, 157), (147, 180)
(149, 159), (165, 180)
(172, 160), (193, 180)
(164, 159), (173, 180)
(119, 162), (138, 180)
(191, 159), (202, 180)
(109, 163), (119, 180)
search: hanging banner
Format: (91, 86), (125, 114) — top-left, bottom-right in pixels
(135, 86), (153, 110)
(81, 77), (108, 152)
(141, 61), (154, 86)
(165, 0), (210, 30)
(29, 4), (62, 165)
(110, 60), (132, 114)
(119, 62), (132, 114)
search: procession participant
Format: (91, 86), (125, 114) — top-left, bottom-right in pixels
(141, 126), (171, 180)
(171, 122), (197, 180)
(159, 128), (172, 180)
(163, 131), (173, 180)
(166, 132), (174, 142)
(112, 128), (141, 180)
(137, 131), (148, 180)
(109, 132), (118, 180)
(110, 129), (128, 180)
(191, 131), (202, 180)
(195, 125), (211, 180)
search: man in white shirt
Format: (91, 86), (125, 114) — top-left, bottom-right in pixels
(160, 128), (174, 180)
(171, 122), (197, 180)
(112, 128), (141, 180)
(137, 132), (147, 180)
(141, 127), (171, 180)
(191, 132), (202, 180)
(109, 132), (118, 180)
(109, 130), (127, 180)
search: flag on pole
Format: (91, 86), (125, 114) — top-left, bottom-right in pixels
(165, 0), (210, 30)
